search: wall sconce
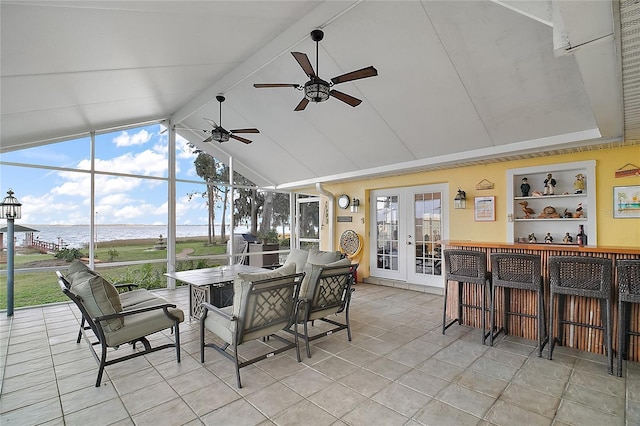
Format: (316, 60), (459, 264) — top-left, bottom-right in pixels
(0, 188), (22, 317)
(350, 198), (360, 213)
(454, 188), (466, 209)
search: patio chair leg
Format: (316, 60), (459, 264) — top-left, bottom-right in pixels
(96, 344), (108, 387)
(77, 317), (85, 344)
(233, 341), (242, 388)
(174, 321), (181, 362)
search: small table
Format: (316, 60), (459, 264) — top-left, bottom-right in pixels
(165, 264), (267, 319)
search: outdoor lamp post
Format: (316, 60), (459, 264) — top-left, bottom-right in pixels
(1, 189), (22, 316)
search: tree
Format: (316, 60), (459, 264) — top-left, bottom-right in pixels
(191, 153), (227, 244)
(271, 192), (290, 238)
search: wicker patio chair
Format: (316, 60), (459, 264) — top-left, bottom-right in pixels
(443, 250), (491, 344)
(490, 253), (547, 356)
(548, 255), (613, 374)
(616, 259), (640, 376)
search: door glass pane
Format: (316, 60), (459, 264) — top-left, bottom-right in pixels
(376, 195), (399, 271)
(414, 192), (442, 276)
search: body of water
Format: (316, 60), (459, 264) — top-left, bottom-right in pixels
(4, 224), (249, 248)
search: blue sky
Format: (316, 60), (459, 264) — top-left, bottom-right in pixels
(0, 124), (225, 226)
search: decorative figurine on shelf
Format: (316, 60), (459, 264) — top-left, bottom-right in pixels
(537, 206), (561, 218)
(528, 233), (537, 243)
(544, 233), (553, 244)
(574, 173), (585, 194)
(564, 208), (573, 218)
(563, 233), (573, 244)
(543, 173), (556, 195)
(519, 201), (535, 218)
(520, 177), (530, 197)
(573, 203), (584, 218)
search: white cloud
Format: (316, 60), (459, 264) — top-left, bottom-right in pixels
(114, 129), (152, 147)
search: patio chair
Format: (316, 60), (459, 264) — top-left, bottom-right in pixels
(57, 269), (184, 387)
(293, 258), (358, 358)
(200, 264), (304, 388)
(59, 261), (166, 343)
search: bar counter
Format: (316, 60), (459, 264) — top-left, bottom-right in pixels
(443, 240), (640, 360)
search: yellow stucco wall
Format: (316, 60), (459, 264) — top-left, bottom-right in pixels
(318, 145), (639, 279)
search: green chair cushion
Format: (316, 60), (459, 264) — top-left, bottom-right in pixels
(284, 249), (310, 273)
(104, 306), (184, 347)
(300, 257), (351, 301)
(66, 259), (95, 283)
(71, 270), (124, 332)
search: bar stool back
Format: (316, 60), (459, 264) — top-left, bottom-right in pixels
(548, 256), (613, 374)
(490, 253), (547, 356)
(616, 259), (640, 377)
(443, 250), (491, 344)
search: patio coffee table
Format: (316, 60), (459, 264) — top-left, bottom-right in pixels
(165, 264), (267, 319)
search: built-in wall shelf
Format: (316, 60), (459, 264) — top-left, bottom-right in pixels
(506, 160), (596, 245)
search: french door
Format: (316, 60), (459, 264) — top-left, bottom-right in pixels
(370, 184), (448, 288)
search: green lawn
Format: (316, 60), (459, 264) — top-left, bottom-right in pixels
(0, 239), (228, 309)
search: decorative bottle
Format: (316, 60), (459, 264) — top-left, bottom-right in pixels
(576, 225), (587, 246)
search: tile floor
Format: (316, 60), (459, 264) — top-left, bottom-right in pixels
(1, 283), (638, 425)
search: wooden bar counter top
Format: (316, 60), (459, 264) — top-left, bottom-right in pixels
(443, 240), (640, 361)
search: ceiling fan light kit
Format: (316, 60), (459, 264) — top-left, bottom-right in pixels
(253, 29), (378, 111)
(201, 95), (259, 144)
(304, 78), (331, 103)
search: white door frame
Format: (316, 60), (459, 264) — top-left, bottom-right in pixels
(370, 184), (449, 288)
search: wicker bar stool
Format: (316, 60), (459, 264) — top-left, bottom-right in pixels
(490, 253), (548, 356)
(442, 250), (491, 344)
(616, 259), (640, 377)
(548, 256), (613, 374)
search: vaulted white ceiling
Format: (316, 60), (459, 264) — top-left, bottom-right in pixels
(1, 1), (624, 189)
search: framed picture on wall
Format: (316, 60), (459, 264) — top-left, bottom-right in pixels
(475, 196), (495, 221)
(614, 185), (640, 218)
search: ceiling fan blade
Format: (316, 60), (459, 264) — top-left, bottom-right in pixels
(294, 97), (309, 111)
(230, 134), (252, 144)
(254, 83), (300, 89)
(230, 128), (259, 134)
(330, 90), (362, 107)
(330, 66), (378, 85)
(292, 52), (316, 77)
(203, 118), (218, 128)
(203, 136), (214, 143)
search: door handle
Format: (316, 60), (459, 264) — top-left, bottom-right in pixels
(407, 242), (412, 245)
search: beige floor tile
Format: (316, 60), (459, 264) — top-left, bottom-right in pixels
(371, 382), (431, 417)
(554, 399), (624, 426)
(132, 397), (198, 426)
(270, 399), (337, 426)
(413, 399), (481, 426)
(340, 399), (409, 426)
(63, 397), (129, 426)
(0, 397), (63, 425)
(182, 379), (240, 416)
(0, 381), (60, 413)
(456, 369), (509, 398)
(562, 383), (625, 417)
(339, 368), (392, 397)
(308, 382), (367, 418)
(244, 382), (304, 418)
(436, 382), (496, 418)
(279, 365), (335, 397)
(498, 383), (560, 418)
(484, 400), (553, 426)
(120, 380), (179, 415)
(200, 398), (267, 426)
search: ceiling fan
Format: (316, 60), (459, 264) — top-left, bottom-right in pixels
(200, 95), (259, 144)
(253, 29), (378, 111)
